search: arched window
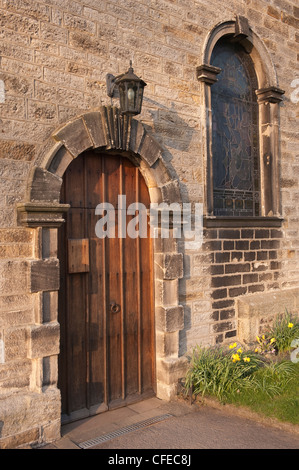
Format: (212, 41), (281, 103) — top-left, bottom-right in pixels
(197, 18), (285, 223)
(211, 39), (259, 216)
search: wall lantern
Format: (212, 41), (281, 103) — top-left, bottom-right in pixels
(106, 61), (147, 116)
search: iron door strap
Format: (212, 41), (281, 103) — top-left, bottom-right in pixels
(110, 302), (121, 313)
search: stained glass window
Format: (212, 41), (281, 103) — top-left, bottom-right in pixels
(211, 39), (260, 216)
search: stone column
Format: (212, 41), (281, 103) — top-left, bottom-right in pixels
(154, 228), (187, 400)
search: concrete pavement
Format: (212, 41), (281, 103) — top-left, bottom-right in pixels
(42, 396), (299, 450)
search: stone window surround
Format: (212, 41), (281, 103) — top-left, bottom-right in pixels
(197, 17), (285, 226)
(17, 106), (188, 413)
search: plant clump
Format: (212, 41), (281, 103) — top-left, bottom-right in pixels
(184, 311), (299, 406)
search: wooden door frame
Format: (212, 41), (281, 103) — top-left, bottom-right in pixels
(17, 107), (188, 426)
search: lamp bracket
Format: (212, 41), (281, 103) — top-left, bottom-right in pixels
(106, 73), (116, 98)
(106, 73), (124, 98)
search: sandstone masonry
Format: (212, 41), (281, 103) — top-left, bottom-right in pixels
(0, 0), (298, 448)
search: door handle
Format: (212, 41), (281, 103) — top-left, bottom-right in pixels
(110, 302), (121, 313)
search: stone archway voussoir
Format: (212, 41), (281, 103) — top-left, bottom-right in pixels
(52, 116), (94, 158)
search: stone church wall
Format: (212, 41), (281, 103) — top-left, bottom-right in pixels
(0, 0), (298, 448)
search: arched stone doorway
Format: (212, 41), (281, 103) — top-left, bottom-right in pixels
(17, 106), (187, 428)
(58, 149), (156, 422)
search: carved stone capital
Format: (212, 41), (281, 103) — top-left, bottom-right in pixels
(256, 86), (285, 104)
(17, 202), (70, 228)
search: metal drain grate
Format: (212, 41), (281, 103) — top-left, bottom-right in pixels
(78, 413), (173, 449)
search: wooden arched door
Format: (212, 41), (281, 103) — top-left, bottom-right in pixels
(58, 151), (155, 423)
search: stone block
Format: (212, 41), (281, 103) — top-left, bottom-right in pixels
(52, 117), (93, 157)
(138, 132), (162, 167)
(0, 308), (34, 329)
(156, 381), (178, 401)
(155, 279), (178, 307)
(0, 140), (35, 161)
(29, 259), (60, 292)
(28, 167), (62, 203)
(47, 146), (73, 177)
(0, 370), (30, 393)
(156, 356), (188, 386)
(64, 12), (96, 34)
(4, 0), (51, 21)
(156, 330), (179, 357)
(102, 106), (121, 149)
(28, 322), (60, 359)
(4, 326), (28, 361)
(28, 99), (57, 122)
(82, 111), (108, 148)
(148, 186), (163, 204)
(160, 180), (182, 204)
(0, 229), (33, 244)
(155, 253), (183, 280)
(42, 355), (58, 387)
(42, 228), (58, 258)
(237, 288), (299, 344)
(0, 229), (34, 259)
(0, 388), (61, 445)
(42, 291), (58, 323)
(0, 426), (40, 449)
(153, 232), (178, 254)
(150, 158), (173, 187)
(0, 260), (29, 295)
(0, 294), (33, 313)
(128, 119), (145, 154)
(41, 419), (60, 445)
(69, 30), (107, 55)
(156, 305), (184, 332)
(0, 359), (31, 384)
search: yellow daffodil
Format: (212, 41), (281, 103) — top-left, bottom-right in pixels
(232, 353), (241, 362)
(243, 357), (250, 362)
(255, 347), (259, 353)
(270, 338), (275, 344)
(288, 323), (294, 328)
(229, 342), (237, 349)
(237, 348), (243, 353)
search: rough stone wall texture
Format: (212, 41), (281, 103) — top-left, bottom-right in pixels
(0, 0), (298, 448)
